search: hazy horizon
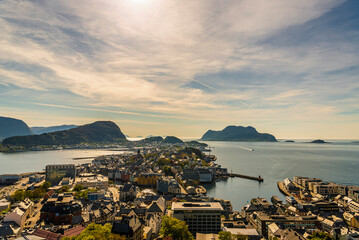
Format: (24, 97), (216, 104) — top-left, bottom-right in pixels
(1, 0), (359, 139)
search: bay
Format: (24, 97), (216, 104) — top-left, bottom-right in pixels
(0, 140), (358, 212)
(202, 140), (359, 211)
(0, 149), (125, 174)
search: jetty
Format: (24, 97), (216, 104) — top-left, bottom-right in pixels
(218, 173), (263, 182)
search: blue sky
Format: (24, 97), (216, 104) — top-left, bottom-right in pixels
(0, 0), (358, 139)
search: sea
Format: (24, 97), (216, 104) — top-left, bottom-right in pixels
(0, 140), (358, 211)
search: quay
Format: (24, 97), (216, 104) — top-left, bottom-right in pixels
(218, 173), (263, 182)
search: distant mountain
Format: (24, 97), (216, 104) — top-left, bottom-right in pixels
(0, 116), (33, 140)
(201, 126), (277, 142)
(2, 121), (126, 146)
(162, 136), (184, 144)
(140, 136), (164, 143)
(31, 125), (78, 134)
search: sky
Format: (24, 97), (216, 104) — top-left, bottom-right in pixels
(0, 0), (358, 139)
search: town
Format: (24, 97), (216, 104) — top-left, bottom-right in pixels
(0, 144), (358, 240)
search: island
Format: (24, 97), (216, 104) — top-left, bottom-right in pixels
(201, 125), (277, 142)
(309, 139), (330, 144)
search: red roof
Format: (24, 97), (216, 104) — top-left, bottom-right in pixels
(63, 226), (86, 237)
(32, 229), (61, 240)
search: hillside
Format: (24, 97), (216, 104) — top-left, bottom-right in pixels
(0, 116), (33, 140)
(2, 121), (126, 146)
(31, 125), (78, 134)
(201, 125), (277, 142)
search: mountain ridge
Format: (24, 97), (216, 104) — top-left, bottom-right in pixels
(2, 121), (126, 146)
(31, 125), (78, 134)
(0, 116), (33, 140)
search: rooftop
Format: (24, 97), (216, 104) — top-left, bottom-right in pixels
(172, 202), (223, 211)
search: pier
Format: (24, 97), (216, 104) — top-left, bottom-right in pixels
(218, 173), (263, 182)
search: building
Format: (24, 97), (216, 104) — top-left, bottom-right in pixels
(46, 164), (76, 185)
(0, 174), (22, 185)
(349, 187), (359, 202)
(157, 177), (181, 194)
(309, 182), (346, 196)
(197, 168), (214, 183)
(136, 173), (161, 186)
(172, 202), (223, 235)
(112, 214), (143, 240)
(349, 200), (359, 213)
(40, 193), (82, 225)
(0, 198), (10, 212)
(3, 199), (34, 229)
(120, 183), (138, 201)
(74, 173), (108, 189)
(29, 174), (45, 183)
(249, 213), (319, 238)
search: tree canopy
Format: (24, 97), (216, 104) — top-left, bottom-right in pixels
(62, 223), (125, 240)
(160, 216), (194, 240)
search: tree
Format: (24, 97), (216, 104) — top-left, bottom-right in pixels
(32, 188), (45, 199)
(41, 181), (51, 191)
(219, 232), (248, 240)
(74, 184), (84, 192)
(62, 223), (125, 240)
(12, 189), (25, 202)
(24, 190), (33, 199)
(308, 231), (333, 240)
(59, 185), (70, 193)
(160, 216), (194, 240)
(219, 231), (232, 240)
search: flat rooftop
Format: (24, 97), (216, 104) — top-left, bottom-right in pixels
(172, 202), (223, 211)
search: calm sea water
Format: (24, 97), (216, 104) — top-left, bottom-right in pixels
(202, 140), (359, 211)
(0, 141), (358, 211)
(0, 149), (125, 174)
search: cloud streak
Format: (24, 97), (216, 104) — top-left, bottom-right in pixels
(0, 0), (358, 138)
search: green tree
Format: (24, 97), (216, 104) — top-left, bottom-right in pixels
(219, 231), (232, 240)
(32, 188), (45, 199)
(74, 184), (84, 192)
(41, 181), (51, 191)
(59, 185), (70, 193)
(219, 232), (248, 240)
(308, 232), (333, 240)
(62, 223), (125, 240)
(12, 189), (25, 202)
(24, 190), (33, 199)
(160, 216), (194, 240)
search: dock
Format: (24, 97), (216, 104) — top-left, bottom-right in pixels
(218, 173), (263, 182)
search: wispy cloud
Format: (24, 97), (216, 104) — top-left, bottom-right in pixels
(0, 0), (358, 138)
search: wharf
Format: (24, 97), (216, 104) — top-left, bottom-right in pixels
(218, 173), (263, 182)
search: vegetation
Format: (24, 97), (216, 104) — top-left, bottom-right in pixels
(157, 158), (171, 167)
(218, 231), (248, 240)
(11, 181), (51, 202)
(162, 165), (173, 176)
(308, 231), (334, 240)
(160, 216), (194, 240)
(2, 121), (127, 147)
(74, 184), (84, 192)
(58, 185), (70, 193)
(41, 181), (51, 191)
(62, 223), (125, 240)
(74, 188), (97, 201)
